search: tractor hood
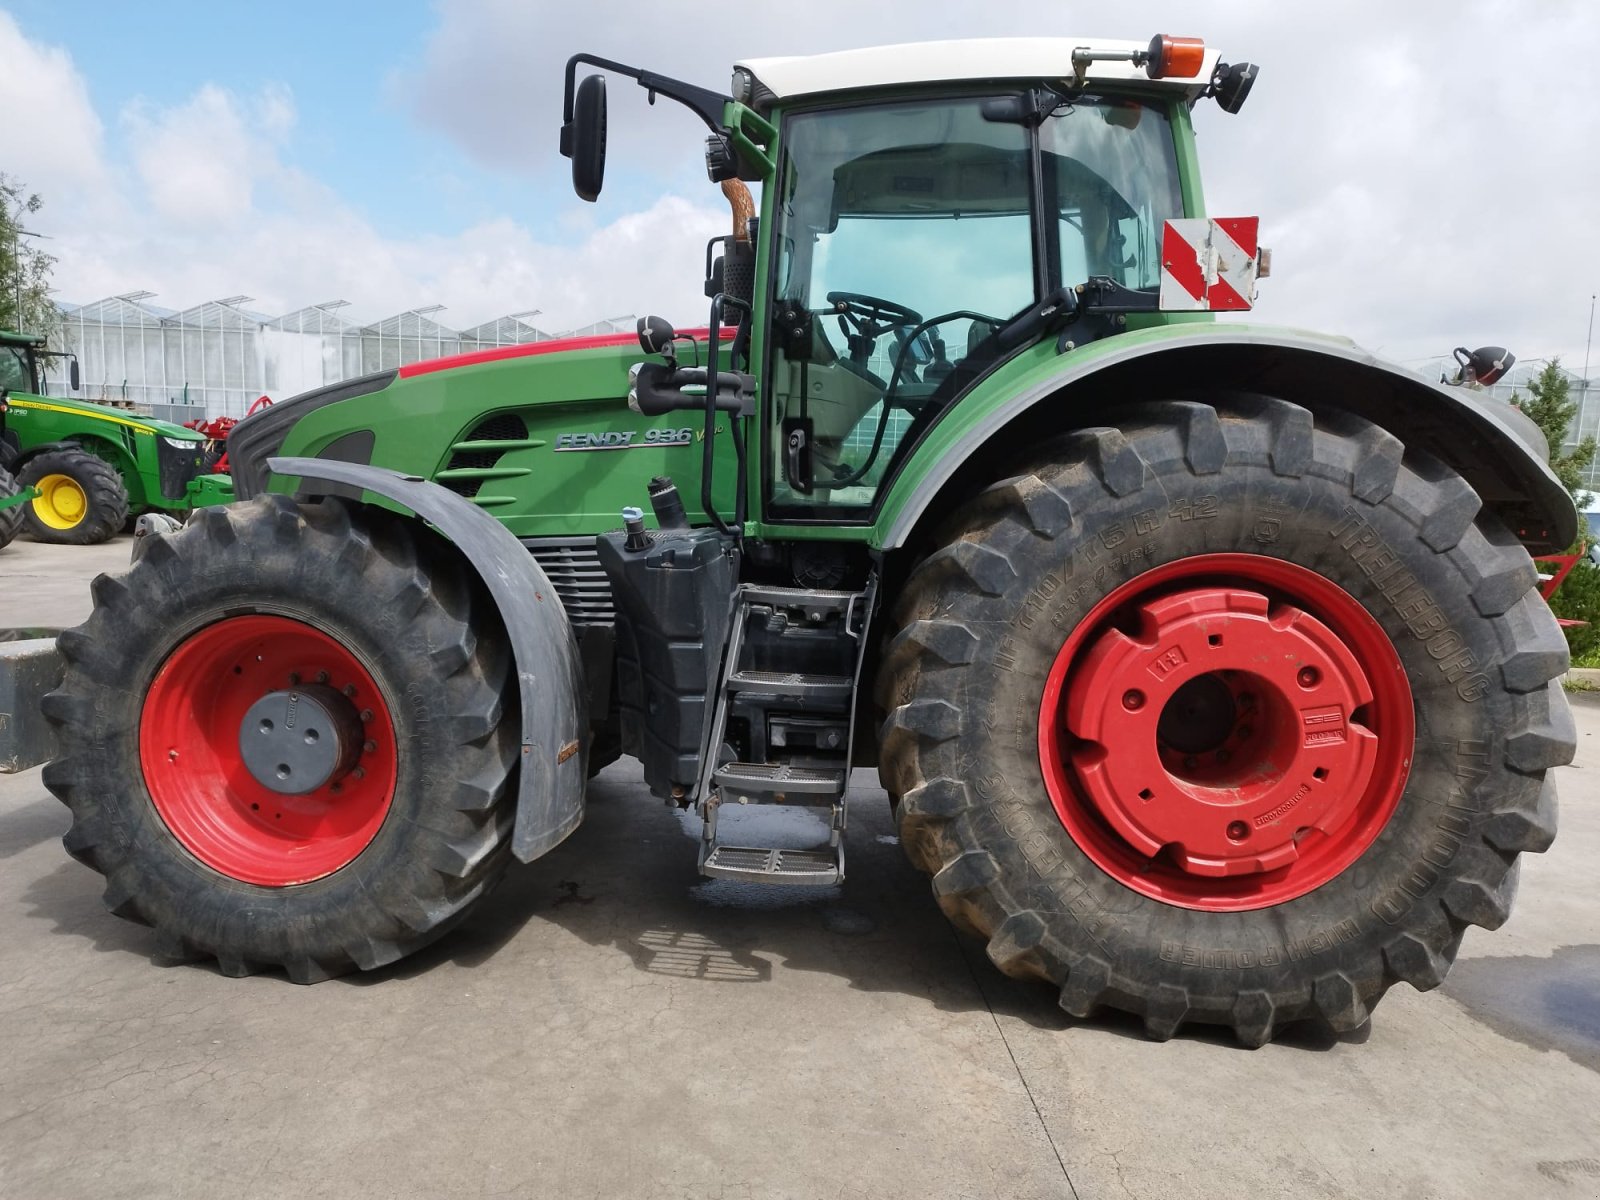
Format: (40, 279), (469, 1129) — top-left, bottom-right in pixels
(5, 391), (203, 441)
(229, 331), (662, 500)
(233, 329), (737, 538)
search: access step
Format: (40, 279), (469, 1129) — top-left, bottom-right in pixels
(741, 585), (860, 621)
(701, 845), (841, 885)
(713, 761), (845, 800)
(726, 669), (853, 701)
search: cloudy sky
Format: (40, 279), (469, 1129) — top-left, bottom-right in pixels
(2, 1), (1597, 371)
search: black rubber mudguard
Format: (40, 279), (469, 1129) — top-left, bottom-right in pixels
(268, 457), (588, 863)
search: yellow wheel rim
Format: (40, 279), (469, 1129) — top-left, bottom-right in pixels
(32, 473), (89, 530)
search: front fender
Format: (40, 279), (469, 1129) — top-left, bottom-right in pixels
(269, 457), (588, 863)
(877, 325), (1577, 553)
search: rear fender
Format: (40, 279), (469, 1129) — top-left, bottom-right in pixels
(269, 457), (588, 863)
(879, 328), (1577, 554)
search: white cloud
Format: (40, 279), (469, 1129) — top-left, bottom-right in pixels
(0, 12), (726, 331)
(2, 2), (1597, 374)
(123, 84), (291, 226)
(409, 0), (1600, 368)
(0, 11), (106, 190)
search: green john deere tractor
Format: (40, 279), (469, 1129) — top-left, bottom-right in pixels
(33, 35), (1575, 1044)
(0, 328), (229, 544)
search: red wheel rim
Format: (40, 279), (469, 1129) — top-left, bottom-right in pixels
(1039, 554), (1413, 911)
(139, 615), (399, 886)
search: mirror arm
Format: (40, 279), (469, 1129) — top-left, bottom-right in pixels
(561, 53), (729, 142)
(700, 292), (752, 536)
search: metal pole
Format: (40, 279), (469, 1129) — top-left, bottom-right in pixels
(1585, 293), (1595, 395)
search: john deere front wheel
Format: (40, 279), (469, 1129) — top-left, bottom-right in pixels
(878, 398), (1572, 1045)
(18, 447), (129, 545)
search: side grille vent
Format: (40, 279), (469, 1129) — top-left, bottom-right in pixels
(524, 538), (615, 626)
(439, 412), (541, 501)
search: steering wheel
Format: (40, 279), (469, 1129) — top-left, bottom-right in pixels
(825, 291), (923, 365)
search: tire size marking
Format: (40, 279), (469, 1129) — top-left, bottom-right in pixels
(976, 772), (1113, 953)
(1160, 918), (1359, 970)
(1330, 508), (1491, 701)
(1168, 495), (1219, 522)
(1370, 739), (1492, 924)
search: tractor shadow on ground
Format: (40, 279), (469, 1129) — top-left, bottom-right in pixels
(0, 795), (70, 862)
(357, 764), (1361, 1050)
(17, 761), (1359, 1050)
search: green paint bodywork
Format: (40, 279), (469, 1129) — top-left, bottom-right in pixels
(0, 329), (217, 515)
(269, 341), (741, 536)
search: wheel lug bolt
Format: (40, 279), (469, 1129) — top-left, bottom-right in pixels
(1215, 749), (1231, 764)
(360, 709), (374, 723)
(1297, 666), (1320, 688)
(287, 672), (300, 685)
(316, 671), (330, 684)
(1122, 690), (1146, 711)
(1226, 821), (1249, 842)
(343, 684), (357, 697)
(352, 767), (366, 781)
(1183, 756), (1198, 769)
(1237, 725), (1253, 739)
(363, 740), (377, 754)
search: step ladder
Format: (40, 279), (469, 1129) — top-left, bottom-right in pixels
(694, 581), (875, 886)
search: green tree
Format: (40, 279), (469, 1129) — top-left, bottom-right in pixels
(0, 174), (58, 336)
(1516, 358), (1595, 511)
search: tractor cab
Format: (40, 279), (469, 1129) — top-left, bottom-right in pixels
(0, 328), (80, 401)
(562, 37), (1260, 530)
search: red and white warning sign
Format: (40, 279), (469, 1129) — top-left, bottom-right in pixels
(1159, 217), (1260, 311)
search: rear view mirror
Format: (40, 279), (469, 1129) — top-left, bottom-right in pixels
(569, 74), (608, 202)
(69, 357), (81, 391)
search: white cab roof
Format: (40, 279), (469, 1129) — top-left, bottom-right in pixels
(738, 38), (1222, 103)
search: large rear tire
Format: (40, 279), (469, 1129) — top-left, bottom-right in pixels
(0, 465), (24, 550)
(43, 495), (520, 982)
(877, 398), (1572, 1044)
(18, 447), (129, 545)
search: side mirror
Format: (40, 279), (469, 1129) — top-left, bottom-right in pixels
(69, 357), (81, 391)
(637, 314), (677, 359)
(1453, 345), (1515, 386)
(568, 74), (608, 202)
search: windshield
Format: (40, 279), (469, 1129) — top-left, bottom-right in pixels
(767, 92), (1183, 516)
(0, 345), (32, 394)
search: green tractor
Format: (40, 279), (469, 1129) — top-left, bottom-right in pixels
(0, 328), (229, 544)
(35, 35), (1575, 1043)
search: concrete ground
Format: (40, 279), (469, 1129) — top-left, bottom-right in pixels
(1, 535), (1597, 1199)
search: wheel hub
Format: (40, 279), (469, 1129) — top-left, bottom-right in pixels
(238, 684), (364, 795)
(34, 473), (87, 529)
(1038, 554), (1414, 912)
(1065, 588), (1378, 878)
(139, 614), (398, 887)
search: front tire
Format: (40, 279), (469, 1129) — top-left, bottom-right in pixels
(878, 398), (1572, 1044)
(43, 496), (520, 982)
(18, 447), (129, 545)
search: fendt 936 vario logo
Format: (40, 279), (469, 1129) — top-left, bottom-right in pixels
(554, 427), (696, 452)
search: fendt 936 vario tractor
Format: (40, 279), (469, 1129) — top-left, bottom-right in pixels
(33, 37), (1575, 1044)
